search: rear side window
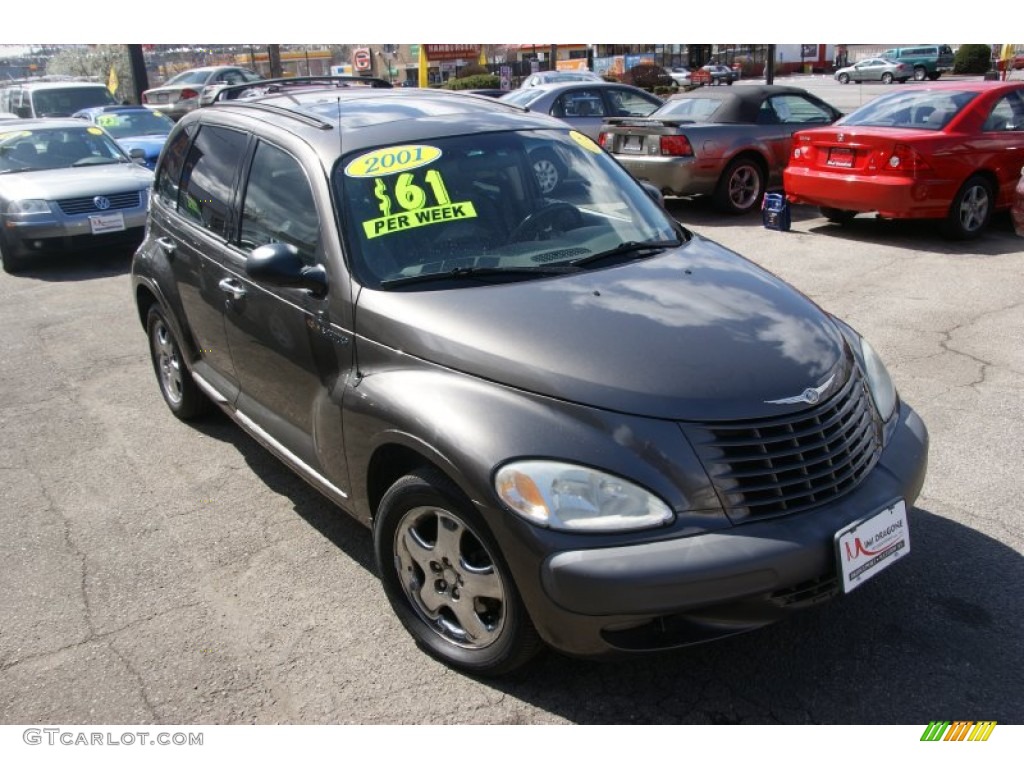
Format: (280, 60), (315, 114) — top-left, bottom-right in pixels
(239, 142), (320, 265)
(606, 88), (660, 117)
(177, 125), (248, 237)
(982, 92), (1024, 132)
(553, 90), (607, 118)
(155, 124), (196, 207)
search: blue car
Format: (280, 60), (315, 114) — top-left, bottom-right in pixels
(72, 105), (175, 170)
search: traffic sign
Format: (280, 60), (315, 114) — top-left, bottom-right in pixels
(353, 48), (371, 71)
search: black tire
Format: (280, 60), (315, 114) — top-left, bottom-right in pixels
(942, 175), (994, 240)
(146, 304), (209, 420)
(913, 66), (927, 81)
(374, 467), (543, 677)
(820, 207), (857, 224)
(899, 78), (909, 84)
(0, 235), (27, 274)
(714, 156), (765, 215)
(927, 72), (941, 81)
(838, 73), (850, 84)
(530, 149), (565, 195)
(881, 72), (894, 84)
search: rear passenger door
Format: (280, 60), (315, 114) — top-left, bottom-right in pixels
(221, 139), (354, 494)
(150, 122), (250, 404)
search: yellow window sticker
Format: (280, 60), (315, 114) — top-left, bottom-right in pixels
(0, 130), (32, 143)
(152, 110), (164, 117)
(96, 115), (121, 127)
(86, 127), (104, 135)
(570, 130), (602, 154)
(358, 167), (477, 239)
(345, 144), (442, 178)
(363, 201), (478, 239)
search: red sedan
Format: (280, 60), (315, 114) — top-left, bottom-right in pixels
(784, 82), (1024, 239)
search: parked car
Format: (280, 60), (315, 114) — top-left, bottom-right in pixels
(784, 82), (1024, 239)
(835, 58), (911, 85)
(518, 70), (603, 88)
(701, 64), (739, 85)
(598, 85), (842, 214)
(1011, 165), (1024, 237)
(668, 66), (692, 87)
(132, 84), (927, 676)
(880, 45), (954, 82)
(0, 120), (153, 273)
(619, 64), (674, 90)
(72, 105), (175, 170)
(142, 66), (262, 120)
(0, 80), (117, 118)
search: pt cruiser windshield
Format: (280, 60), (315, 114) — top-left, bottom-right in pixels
(336, 129), (684, 289)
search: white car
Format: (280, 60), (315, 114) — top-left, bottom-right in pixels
(518, 71), (603, 88)
(669, 67), (692, 87)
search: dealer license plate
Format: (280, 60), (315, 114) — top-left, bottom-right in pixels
(621, 135), (644, 153)
(827, 148), (854, 168)
(90, 212), (125, 235)
(835, 499), (909, 593)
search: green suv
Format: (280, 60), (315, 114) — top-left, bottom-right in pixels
(880, 45), (954, 81)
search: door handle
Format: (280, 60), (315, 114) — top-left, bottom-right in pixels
(218, 278), (246, 301)
(156, 236), (177, 253)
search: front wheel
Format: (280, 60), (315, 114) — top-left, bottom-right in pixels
(881, 72), (894, 84)
(374, 468), (543, 676)
(942, 175), (993, 240)
(838, 73), (850, 84)
(913, 66), (927, 81)
(714, 156), (765, 214)
(0, 235), (27, 274)
(927, 72), (941, 81)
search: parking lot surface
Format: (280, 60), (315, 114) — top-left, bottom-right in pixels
(1, 79), (1022, 725)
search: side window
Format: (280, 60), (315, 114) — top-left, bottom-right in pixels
(221, 70), (245, 85)
(178, 125), (248, 237)
(982, 92), (1024, 132)
(769, 94), (834, 124)
(155, 124), (196, 208)
(554, 90), (607, 118)
(239, 142), (321, 265)
(607, 88), (660, 117)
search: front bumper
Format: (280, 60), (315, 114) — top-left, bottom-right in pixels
(784, 167), (953, 219)
(517, 401), (928, 657)
(3, 208), (148, 257)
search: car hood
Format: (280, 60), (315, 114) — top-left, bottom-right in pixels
(355, 235), (848, 421)
(0, 164), (153, 199)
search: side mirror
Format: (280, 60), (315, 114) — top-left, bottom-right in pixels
(129, 147), (147, 164)
(640, 180), (664, 208)
(246, 242), (328, 297)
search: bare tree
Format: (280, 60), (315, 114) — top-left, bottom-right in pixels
(46, 45), (134, 103)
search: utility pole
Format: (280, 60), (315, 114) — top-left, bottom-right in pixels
(267, 45), (283, 78)
(549, 45), (558, 71)
(126, 44), (149, 104)
(766, 44), (776, 85)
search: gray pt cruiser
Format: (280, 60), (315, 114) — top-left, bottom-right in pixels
(130, 86), (928, 676)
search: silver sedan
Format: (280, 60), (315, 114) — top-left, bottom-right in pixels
(835, 58), (911, 85)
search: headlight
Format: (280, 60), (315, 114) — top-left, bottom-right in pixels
(8, 199), (51, 215)
(860, 337), (897, 422)
(494, 461), (674, 532)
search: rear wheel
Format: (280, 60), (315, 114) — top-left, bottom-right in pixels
(714, 156), (765, 215)
(942, 175), (993, 240)
(374, 467), (543, 677)
(913, 66), (927, 81)
(146, 305), (209, 420)
(820, 207), (857, 224)
(927, 72), (941, 81)
(881, 72), (894, 84)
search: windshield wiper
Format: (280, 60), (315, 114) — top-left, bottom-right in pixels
(570, 238), (682, 267)
(379, 264), (580, 289)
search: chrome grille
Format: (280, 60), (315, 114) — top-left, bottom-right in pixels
(57, 191), (140, 215)
(686, 366), (881, 522)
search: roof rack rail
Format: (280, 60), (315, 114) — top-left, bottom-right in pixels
(210, 75), (393, 104)
(209, 100), (335, 130)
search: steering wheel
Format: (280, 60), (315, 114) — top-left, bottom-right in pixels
(507, 202), (584, 243)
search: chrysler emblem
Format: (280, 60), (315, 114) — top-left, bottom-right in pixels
(93, 196), (111, 211)
(765, 374), (836, 406)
